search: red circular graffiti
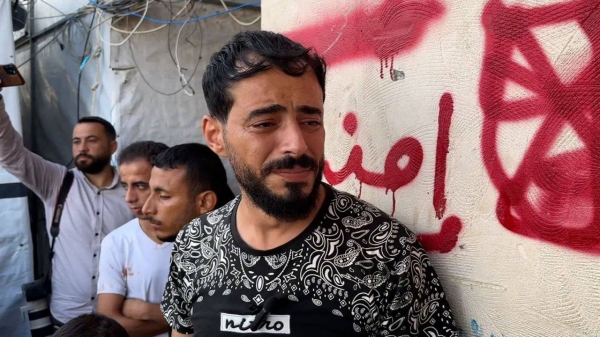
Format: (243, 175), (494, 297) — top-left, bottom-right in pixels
(283, 1), (462, 253)
(343, 112), (358, 136)
(480, 0), (600, 254)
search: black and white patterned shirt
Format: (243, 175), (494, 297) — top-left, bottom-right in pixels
(161, 185), (458, 336)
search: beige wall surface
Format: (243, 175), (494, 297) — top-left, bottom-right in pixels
(263, 0), (600, 336)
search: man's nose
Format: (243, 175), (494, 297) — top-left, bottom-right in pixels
(125, 188), (137, 203)
(142, 194), (156, 215)
(75, 141), (89, 153)
(279, 121), (308, 157)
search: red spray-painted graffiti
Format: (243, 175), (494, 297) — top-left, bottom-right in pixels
(434, 93), (453, 220)
(419, 216), (462, 254)
(324, 93), (463, 253)
(480, 0), (600, 254)
(285, 0), (445, 79)
(423, 93), (463, 253)
(323, 113), (424, 216)
(284, 0), (462, 253)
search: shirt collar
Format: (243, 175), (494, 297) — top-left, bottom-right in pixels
(74, 166), (121, 191)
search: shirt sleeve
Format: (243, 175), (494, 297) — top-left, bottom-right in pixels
(0, 94), (66, 203)
(377, 223), (459, 336)
(97, 234), (127, 296)
(161, 227), (196, 335)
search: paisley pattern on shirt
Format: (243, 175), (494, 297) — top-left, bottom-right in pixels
(161, 186), (458, 336)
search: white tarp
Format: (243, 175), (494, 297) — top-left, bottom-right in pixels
(0, 0), (35, 336)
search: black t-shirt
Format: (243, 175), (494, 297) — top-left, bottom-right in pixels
(161, 185), (458, 336)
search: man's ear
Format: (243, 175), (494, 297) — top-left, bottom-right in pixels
(195, 190), (218, 214)
(110, 140), (118, 155)
(202, 116), (226, 157)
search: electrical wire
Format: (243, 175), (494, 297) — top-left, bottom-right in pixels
(17, 22), (69, 67)
(56, 14), (96, 62)
(76, 10), (98, 120)
(166, 0), (191, 67)
(40, 0), (68, 17)
(19, 0), (259, 92)
(127, 1), (204, 97)
(109, 19), (165, 34)
(87, 0), (260, 25)
(128, 38), (189, 96)
(89, 0), (150, 14)
(20, 0), (260, 37)
(12, 13), (72, 24)
(219, 0), (260, 26)
(95, 0), (152, 46)
(174, 0), (197, 96)
(90, 45), (102, 117)
(108, 0), (190, 35)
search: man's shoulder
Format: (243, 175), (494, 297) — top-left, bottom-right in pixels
(176, 196), (239, 245)
(326, 187), (416, 238)
(103, 218), (139, 243)
(328, 187), (397, 222)
(71, 168), (127, 193)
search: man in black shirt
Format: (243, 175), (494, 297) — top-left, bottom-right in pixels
(161, 31), (458, 337)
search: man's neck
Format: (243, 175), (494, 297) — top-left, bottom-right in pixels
(139, 218), (163, 244)
(236, 184), (326, 251)
(83, 165), (115, 188)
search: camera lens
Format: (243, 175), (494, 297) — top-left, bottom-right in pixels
(3, 65), (16, 75)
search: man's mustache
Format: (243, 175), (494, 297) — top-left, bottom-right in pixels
(147, 216), (162, 226)
(261, 154), (319, 176)
(75, 153), (94, 161)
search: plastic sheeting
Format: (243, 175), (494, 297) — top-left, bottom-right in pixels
(110, 2), (261, 194)
(0, 0), (35, 336)
(19, 1), (261, 196)
(5, 3), (258, 334)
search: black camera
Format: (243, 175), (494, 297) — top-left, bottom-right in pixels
(21, 279), (54, 337)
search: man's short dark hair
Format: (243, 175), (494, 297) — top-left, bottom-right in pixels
(152, 143), (235, 208)
(202, 30), (327, 123)
(117, 141), (169, 166)
(54, 313), (129, 337)
(77, 116), (117, 141)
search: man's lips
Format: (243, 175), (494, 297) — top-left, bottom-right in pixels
(148, 218), (162, 227)
(272, 167), (312, 182)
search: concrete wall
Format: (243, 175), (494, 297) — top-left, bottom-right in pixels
(263, 0), (600, 336)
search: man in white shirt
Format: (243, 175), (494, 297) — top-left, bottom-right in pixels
(97, 142), (236, 337)
(142, 143), (236, 243)
(97, 141), (171, 337)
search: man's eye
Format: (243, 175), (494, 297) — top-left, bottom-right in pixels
(253, 122), (275, 128)
(159, 195), (170, 200)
